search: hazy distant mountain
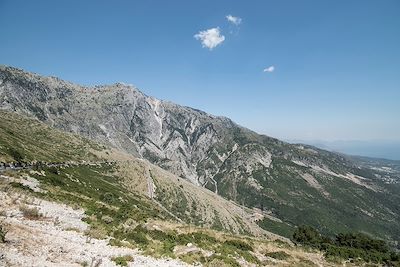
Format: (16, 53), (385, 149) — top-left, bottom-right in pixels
(287, 139), (400, 161)
(1, 65), (399, 243)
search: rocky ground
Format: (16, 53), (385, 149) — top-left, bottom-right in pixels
(0, 179), (192, 267)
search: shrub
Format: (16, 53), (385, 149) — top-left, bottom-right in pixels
(177, 231), (217, 248)
(112, 255), (134, 266)
(292, 225), (324, 248)
(47, 166), (60, 175)
(125, 229), (149, 246)
(10, 182), (33, 192)
(162, 240), (176, 255)
(8, 147), (23, 161)
(223, 239), (253, 251)
(335, 233), (389, 253)
(0, 225), (6, 243)
(101, 192), (115, 204)
(265, 251), (291, 260)
(190, 232), (217, 244)
(19, 205), (43, 220)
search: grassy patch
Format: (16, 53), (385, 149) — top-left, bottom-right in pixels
(206, 255), (240, 267)
(0, 110), (103, 163)
(9, 182), (34, 192)
(265, 251), (291, 260)
(223, 239), (253, 251)
(178, 252), (206, 265)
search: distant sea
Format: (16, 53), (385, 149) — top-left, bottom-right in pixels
(287, 140), (400, 161)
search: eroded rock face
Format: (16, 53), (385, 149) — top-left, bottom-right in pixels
(0, 66), (242, 185)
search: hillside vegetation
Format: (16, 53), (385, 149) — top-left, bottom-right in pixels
(0, 110), (103, 163)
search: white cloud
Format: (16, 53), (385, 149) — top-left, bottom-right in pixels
(263, 66), (275, 73)
(226, 15), (242, 25)
(194, 27), (225, 50)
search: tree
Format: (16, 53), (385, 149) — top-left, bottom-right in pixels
(292, 225), (324, 248)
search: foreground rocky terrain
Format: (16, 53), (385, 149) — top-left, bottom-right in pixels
(0, 185), (191, 267)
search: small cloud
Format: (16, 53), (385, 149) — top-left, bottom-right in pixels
(194, 27), (225, 50)
(263, 66), (275, 73)
(226, 15), (242, 25)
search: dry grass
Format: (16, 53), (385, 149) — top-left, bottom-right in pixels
(19, 205), (43, 220)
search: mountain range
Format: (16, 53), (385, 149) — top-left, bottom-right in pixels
(0, 65), (399, 245)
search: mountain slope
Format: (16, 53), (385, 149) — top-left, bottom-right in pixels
(0, 65), (399, 244)
(0, 109), (269, 237)
(1, 109), (339, 267)
(0, 110), (104, 163)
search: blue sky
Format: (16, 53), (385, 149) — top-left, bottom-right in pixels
(1, 0), (399, 145)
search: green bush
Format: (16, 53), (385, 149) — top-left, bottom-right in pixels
(292, 225), (327, 248)
(10, 182), (33, 192)
(335, 232), (388, 253)
(178, 231), (217, 248)
(125, 230), (149, 246)
(162, 240), (176, 255)
(111, 255), (133, 266)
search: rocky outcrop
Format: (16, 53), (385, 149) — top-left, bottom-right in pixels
(0, 66), (222, 184)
